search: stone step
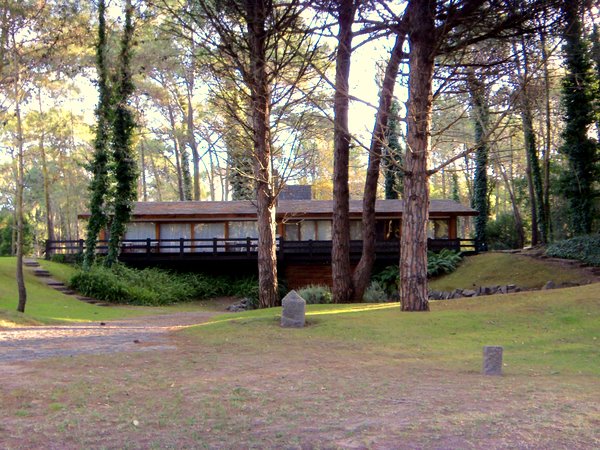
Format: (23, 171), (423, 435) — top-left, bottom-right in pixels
(55, 287), (76, 295)
(24, 261), (40, 267)
(33, 270), (51, 277)
(46, 281), (65, 287)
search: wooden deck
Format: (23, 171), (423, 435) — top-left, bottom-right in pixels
(45, 237), (478, 264)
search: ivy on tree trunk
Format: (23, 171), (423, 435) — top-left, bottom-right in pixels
(558, 1), (599, 236)
(83, 0), (111, 269)
(106, 0), (137, 267)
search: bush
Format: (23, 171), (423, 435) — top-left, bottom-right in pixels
(546, 234), (600, 266)
(373, 265), (399, 295)
(297, 284), (332, 304)
(362, 281), (389, 303)
(50, 254), (67, 264)
(69, 264), (261, 306)
(427, 249), (462, 277)
(486, 213), (523, 250)
(372, 249), (463, 292)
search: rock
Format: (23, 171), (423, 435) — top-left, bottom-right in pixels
(500, 285), (508, 294)
(483, 346), (503, 376)
(462, 289), (476, 297)
(281, 290), (306, 328)
(542, 281), (556, 290)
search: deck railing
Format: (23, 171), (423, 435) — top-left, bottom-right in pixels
(45, 237), (478, 261)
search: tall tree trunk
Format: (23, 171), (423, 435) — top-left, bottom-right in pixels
(38, 91), (55, 244)
(84, 0), (111, 269)
(540, 27), (552, 239)
(516, 39), (547, 244)
(186, 78), (202, 200)
(467, 71), (490, 250)
(106, 0), (137, 266)
(13, 35), (26, 312)
(247, 0), (278, 308)
(139, 138), (148, 201)
(352, 33), (405, 302)
(167, 103), (185, 201)
(400, 0), (435, 312)
(331, 0), (355, 304)
(498, 161), (525, 248)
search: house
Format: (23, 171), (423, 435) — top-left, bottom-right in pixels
(47, 193), (477, 288)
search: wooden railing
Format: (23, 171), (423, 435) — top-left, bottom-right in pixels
(45, 237), (479, 260)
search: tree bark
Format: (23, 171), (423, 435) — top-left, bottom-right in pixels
(331, 0), (355, 304)
(13, 33), (27, 312)
(352, 33), (405, 302)
(247, 0), (278, 308)
(400, 0), (436, 312)
(38, 91), (55, 244)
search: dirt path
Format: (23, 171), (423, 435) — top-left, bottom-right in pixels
(0, 311), (218, 363)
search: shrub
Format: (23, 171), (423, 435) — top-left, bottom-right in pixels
(69, 264), (261, 306)
(546, 234), (600, 266)
(427, 249), (463, 277)
(373, 265), (399, 295)
(362, 281), (389, 303)
(50, 254), (67, 264)
(372, 249), (463, 292)
(297, 284), (332, 304)
(486, 213), (523, 250)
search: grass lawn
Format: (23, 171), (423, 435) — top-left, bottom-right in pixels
(1, 284), (598, 448)
(429, 251), (591, 291)
(0, 257), (225, 325)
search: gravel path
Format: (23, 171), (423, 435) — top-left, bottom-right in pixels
(0, 311), (218, 363)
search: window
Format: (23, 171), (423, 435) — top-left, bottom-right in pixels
(124, 222), (155, 253)
(300, 221), (316, 241)
(284, 222), (300, 241)
(193, 222), (225, 252)
(316, 220), (332, 240)
(428, 219), (449, 239)
(160, 223), (192, 253)
(229, 221), (259, 239)
(350, 220), (362, 240)
(125, 222), (155, 240)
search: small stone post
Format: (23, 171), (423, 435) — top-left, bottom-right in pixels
(281, 290), (306, 328)
(483, 346), (503, 375)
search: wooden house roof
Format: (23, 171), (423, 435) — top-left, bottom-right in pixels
(79, 199), (477, 221)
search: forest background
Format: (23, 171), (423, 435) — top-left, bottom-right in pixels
(0, 1), (599, 306)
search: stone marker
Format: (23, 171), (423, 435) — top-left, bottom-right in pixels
(483, 346), (503, 375)
(281, 290), (306, 328)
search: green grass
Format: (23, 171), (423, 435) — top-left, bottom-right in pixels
(183, 284), (600, 376)
(0, 257), (214, 325)
(429, 252), (589, 291)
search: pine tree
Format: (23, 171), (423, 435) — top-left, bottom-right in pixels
(558, 1), (599, 235)
(383, 99), (404, 199)
(467, 71), (490, 250)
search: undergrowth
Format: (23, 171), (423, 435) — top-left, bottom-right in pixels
(546, 234), (600, 266)
(70, 264), (260, 306)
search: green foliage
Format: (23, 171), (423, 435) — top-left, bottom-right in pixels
(383, 99), (404, 199)
(362, 281), (389, 303)
(427, 249), (463, 277)
(557, 2), (600, 235)
(373, 265), (400, 295)
(84, 0), (112, 269)
(0, 213), (33, 256)
(468, 72), (490, 247)
(106, 0), (137, 267)
(69, 264), (260, 306)
(546, 235), (600, 267)
(485, 213), (522, 250)
(50, 253), (66, 264)
(297, 284), (332, 304)
(374, 250), (463, 292)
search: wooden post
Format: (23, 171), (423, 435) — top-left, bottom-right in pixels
(180, 237), (184, 255)
(146, 238), (151, 255)
(213, 237), (217, 255)
(79, 239), (84, 255)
